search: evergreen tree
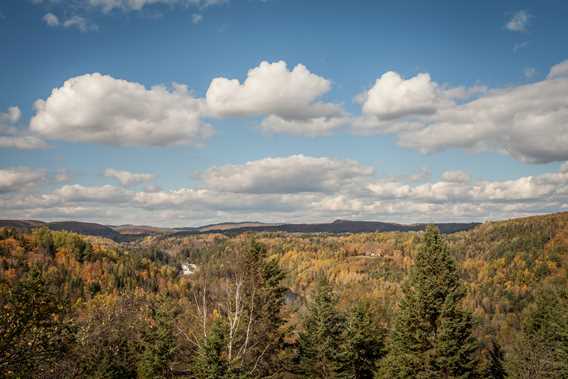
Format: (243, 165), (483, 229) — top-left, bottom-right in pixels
(378, 226), (478, 378)
(193, 318), (230, 379)
(242, 240), (287, 376)
(137, 302), (177, 378)
(297, 275), (345, 378)
(507, 285), (568, 378)
(484, 339), (506, 379)
(338, 302), (385, 379)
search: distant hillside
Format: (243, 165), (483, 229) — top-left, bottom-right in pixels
(46, 222), (127, 241)
(0, 220), (135, 242)
(110, 224), (173, 236)
(174, 219), (480, 236)
(0, 220), (46, 229)
(195, 221), (280, 232)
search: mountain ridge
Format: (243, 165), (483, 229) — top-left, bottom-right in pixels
(0, 218), (482, 241)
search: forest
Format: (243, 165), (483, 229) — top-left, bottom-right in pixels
(1, 211), (568, 378)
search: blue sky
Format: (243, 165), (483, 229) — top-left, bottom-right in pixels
(1, 0), (568, 226)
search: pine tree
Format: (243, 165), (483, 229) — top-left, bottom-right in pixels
(378, 225), (479, 378)
(338, 302), (385, 379)
(297, 275), (345, 378)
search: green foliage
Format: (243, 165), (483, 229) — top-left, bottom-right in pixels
(193, 318), (230, 379)
(2, 212), (568, 377)
(484, 339), (506, 379)
(338, 302), (385, 379)
(297, 275), (345, 378)
(507, 286), (568, 378)
(34, 227), (56, 257)
(137, 301), (177, 378)
(0, 270), (73, 377)
(378, 226), (478, 378)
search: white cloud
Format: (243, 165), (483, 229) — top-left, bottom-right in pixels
(355, 59), (568, 164)
(0, 106), (48, 150)
(63, 16), (97, 32)
(104, 168), (156, 187)
(3, 162), (568, 226)
(192, 13), (203, 24)
(506, 10), (531, 32)
(3, 156), (568, 225)
(42, 12), (97, 32)
(0, 168), (47, 193)
(201, 154), (374, 194)
(86, 0), (226, 13)
(359, 71), (446, 119)
(53, 184), (130, 203)
(206, 61), (347, 135)
(441, 170), (470, 183)
(259, 115), (349, 137)
(547, 59), (568, 80)
(30, 73), (213, 147)
(43, 12), (59, 26)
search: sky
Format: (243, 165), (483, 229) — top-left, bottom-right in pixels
(1, 0), (568, 227)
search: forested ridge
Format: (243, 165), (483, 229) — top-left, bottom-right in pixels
(1, 212), (568, 378)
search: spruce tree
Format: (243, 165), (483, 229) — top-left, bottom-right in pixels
(484, 339), (506, 379)
(338, 302), (385, 379)
(193, 318), (229, 379)
(297, 275), (345, 378)
(241, 240), (287, 376)
(137, 303), (177, 379)
(378, 225), (478, 378)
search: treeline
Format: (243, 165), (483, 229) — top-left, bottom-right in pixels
(1, 213), (568, 378)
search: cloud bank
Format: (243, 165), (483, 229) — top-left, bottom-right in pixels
(2, 155), (567, 226)
(355, 59), (568, 164)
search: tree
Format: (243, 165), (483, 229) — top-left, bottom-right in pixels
(378, 226), (478, 378)
(484, 339), (506, 379)
(507, 286), (568, 378)
(240, 240), (288, 376)
(297, 275), (345, 378)
(338, 302), (385, 379)
(193, 317), (230, 379)
(189, 239), (288, 377)
(34, 227), (55, 257)
(137, 301), (177, 379)
(0, 270), (73, 377)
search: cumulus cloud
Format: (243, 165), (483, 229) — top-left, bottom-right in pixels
(201, 155), (374, 194)
(0, 168), (47, 193)
(30, 73), (213, 147)
(0, 106), (48, 150)
(43, 12), (59, 26)
(354, 59), (568, 164)
(53, 184), (130, 203)
(3, 160), (568, 226)
(506, 10), (531, 32)
(547, 59), (568, 80)
(359, 72), (446, 119)
(104, 168), (156, 187)
(441, 170), (470, 183)
(206, 61), (348, 135)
